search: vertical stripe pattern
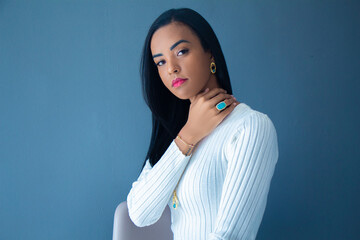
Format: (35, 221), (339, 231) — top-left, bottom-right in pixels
(127, 103), (279, 239)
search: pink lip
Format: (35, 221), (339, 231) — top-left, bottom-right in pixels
(172, 78), (188, 88)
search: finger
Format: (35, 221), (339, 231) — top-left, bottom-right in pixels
(192, 88), (209, 103)
(217, 101), (239, 120)
(201, 88), (209, 96)
(217, 97), (237, 112)
(209, 93), (234, 107)
(203, 88), (227, 100)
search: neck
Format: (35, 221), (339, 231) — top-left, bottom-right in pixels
(189, 75), (220, 103)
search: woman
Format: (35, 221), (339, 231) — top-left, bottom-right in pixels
(127, 8), (278, 240)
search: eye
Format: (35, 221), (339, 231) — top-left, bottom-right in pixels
(156, 60), (165, 66)
(177, 49), (189, 56)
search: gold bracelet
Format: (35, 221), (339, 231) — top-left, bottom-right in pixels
(176, 135), (194, 156)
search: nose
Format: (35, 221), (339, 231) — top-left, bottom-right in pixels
(167, 59), (180, 74)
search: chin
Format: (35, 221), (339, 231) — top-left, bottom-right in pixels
(170, 87), (198, 101)
(171, 91), (191, 101)
(174, 95), (189, 100)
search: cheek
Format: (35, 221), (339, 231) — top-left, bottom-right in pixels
(190, 53), (210, 73)
(158, 69), (171, 88)
(190, 58), (210, 79)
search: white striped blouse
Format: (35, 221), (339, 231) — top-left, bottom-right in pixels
(127, 102), (279, 239)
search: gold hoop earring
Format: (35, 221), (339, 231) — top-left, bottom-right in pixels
(210, 62), (216, 74)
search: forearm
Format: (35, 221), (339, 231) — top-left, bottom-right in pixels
(127, 140), (191, 227)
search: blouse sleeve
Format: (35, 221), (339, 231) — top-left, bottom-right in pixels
(208, 112), (279, 240)
(127, 139), (191, 227)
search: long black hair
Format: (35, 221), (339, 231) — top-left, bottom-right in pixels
(141, 8), (232, 168)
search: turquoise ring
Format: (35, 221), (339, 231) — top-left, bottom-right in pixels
(216, 101), (227, 111)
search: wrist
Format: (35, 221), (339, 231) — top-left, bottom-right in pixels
(176, 135), (194, 156)
(178, 126), (198, 146)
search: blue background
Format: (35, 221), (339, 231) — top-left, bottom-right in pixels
(1, 0), (359, 239)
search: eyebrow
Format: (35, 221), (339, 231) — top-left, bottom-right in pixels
(152, 39), (190, 58)
(170, 39), (190, 50)
(153, 53), (163, 58)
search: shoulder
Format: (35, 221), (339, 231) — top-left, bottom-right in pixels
(222, 103), (278, 158)
(222, 102), (276, 132)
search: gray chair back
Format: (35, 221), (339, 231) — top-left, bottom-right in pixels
(112, 201), (173, 240)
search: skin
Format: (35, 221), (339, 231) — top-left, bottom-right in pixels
(150, 21), (240, 154)
(151, 21), (219, 102)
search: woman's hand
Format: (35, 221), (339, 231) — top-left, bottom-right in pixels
(179, 88), (240, 146)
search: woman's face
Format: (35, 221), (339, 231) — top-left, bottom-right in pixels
(150, 21), (219, 101)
